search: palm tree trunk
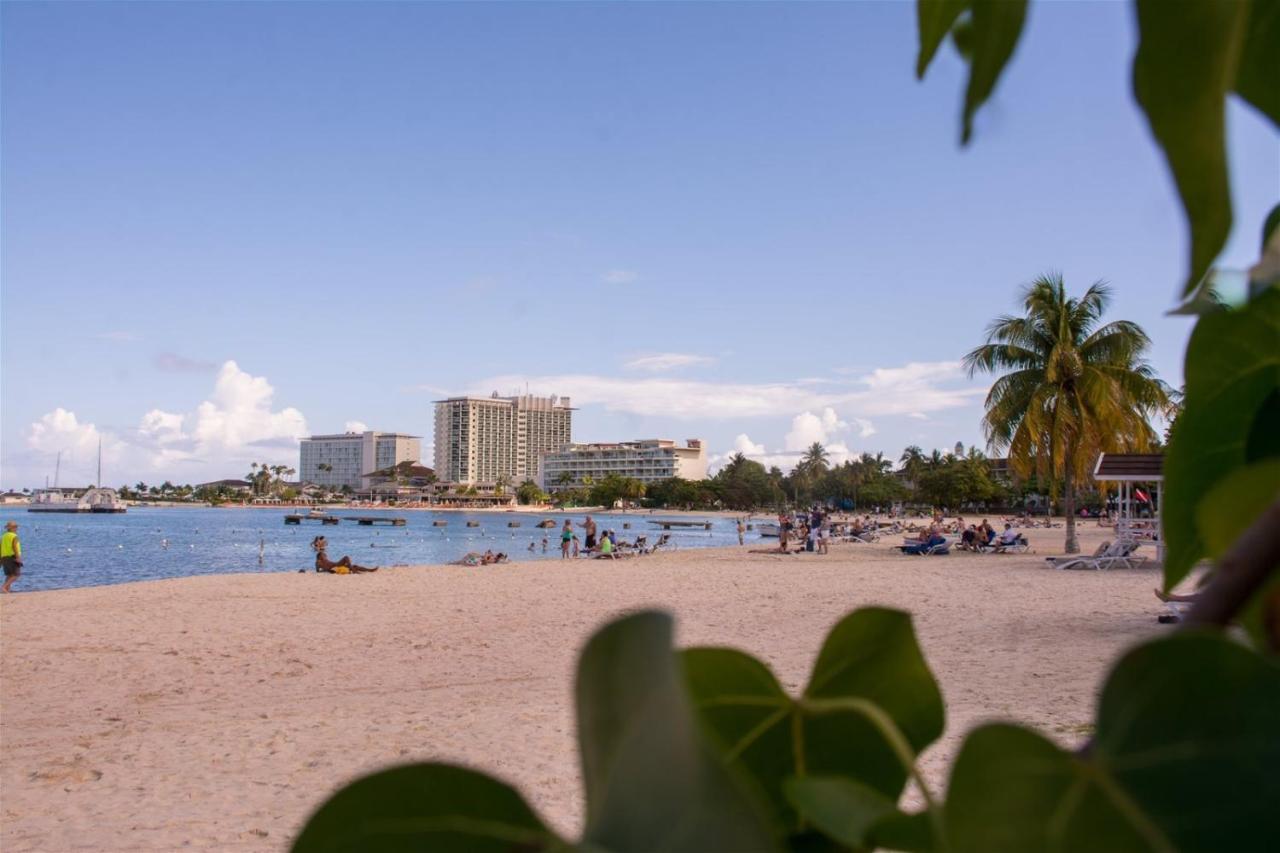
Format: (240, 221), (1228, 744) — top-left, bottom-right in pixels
(1063, 440), (1079, 553)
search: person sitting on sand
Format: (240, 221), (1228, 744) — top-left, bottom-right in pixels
(598, 535), (616, 560)
(960, 525), (978, 551)
(312, 536), (377, 574)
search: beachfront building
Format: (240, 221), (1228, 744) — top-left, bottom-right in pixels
(433, 393), (573, 485)
(299, 431), (422, 490)
(538, 439), (706, 491)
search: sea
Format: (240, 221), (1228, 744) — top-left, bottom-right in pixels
(6, 507), (753, 592)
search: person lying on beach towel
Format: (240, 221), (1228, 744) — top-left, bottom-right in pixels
(311, 536), (377, 573)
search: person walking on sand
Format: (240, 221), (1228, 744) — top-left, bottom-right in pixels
(560, 521), (573, 558)
(1, 521), (23, 593)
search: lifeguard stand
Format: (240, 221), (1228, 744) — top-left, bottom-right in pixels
(1093, 453), (1164, 563)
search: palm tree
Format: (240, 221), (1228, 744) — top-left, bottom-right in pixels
(800, 442), (830, 473)
(899, 446), (926, 483)
(964, 274), (1171, 553)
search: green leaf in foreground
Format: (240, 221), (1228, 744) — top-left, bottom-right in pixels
(1194, 459), (1280, 558)
(785, 776), (935, 852)
(1162, 287), (1280, 588)
(945, 632), (1280, 852)
(1133, 0), (1249, 297)
(576, 611), (778, 852)
(291, 763), (564, 853)
(1235, 0), (1280, 125)
(682, 608), (944, 831)
(960, 0), (1028, 144)
(916, 0), (970, 78)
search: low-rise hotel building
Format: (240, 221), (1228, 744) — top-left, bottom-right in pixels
(539, 439), (706, 490)
(299, 431), (422, 490)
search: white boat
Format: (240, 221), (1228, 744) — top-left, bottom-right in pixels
(757, 522), (781, 537)
(27, 486), (127, 514)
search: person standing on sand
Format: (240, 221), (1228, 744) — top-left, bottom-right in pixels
(2, 521), (23, 593)
(581, 515), (597, 551)
(560, 521), (573, 558)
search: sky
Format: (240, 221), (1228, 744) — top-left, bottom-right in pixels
(2, 1), (1276, 489)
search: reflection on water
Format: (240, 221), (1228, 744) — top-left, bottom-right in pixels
(6, 508), (746, 592)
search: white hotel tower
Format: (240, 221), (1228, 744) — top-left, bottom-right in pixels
(433, 393), (573, 485)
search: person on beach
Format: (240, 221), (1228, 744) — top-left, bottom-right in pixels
(599, 535), (616, 560)
(2, 521), (23, 593)
(311, 536), (377, 574)
(560, 522), (573, 558)
(581, 516), (597, 551)
(736, 519), (745, 546)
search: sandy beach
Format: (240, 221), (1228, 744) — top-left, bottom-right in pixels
(1, 521), (1170, 851)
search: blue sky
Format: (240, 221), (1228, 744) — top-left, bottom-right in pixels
(2, 1), (1276, 488)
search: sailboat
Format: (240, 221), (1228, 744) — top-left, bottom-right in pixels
(27, 443), (127, 513)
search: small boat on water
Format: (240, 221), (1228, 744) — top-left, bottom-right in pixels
(756, 522), (781, 537)
(28, 487), (127, 514)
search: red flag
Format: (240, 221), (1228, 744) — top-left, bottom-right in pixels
(1135, 488), (1150, 503)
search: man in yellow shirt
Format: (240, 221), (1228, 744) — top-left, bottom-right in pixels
(1, 520), (22, 593)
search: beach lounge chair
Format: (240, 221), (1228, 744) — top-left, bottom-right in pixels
(1046, 539), (1147, 570)
(899, 537), (949, 556)
(989, 534), (1030, 554)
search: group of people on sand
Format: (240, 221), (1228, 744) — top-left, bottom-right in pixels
(456, 550), (509, 566)
(753, 508), (832, 555)
(559, 516), (627, 559)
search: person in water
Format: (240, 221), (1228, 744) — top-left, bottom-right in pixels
(311, 536), (377, 573)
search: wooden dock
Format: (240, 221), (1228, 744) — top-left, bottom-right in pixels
(284, 514), (340, 525)
(342, 516), (407, 526)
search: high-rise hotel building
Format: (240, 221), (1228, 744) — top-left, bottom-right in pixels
(299, 431), (422, 490)
(433, 394), (573, 485)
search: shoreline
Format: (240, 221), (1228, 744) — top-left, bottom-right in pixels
(1, 522), (1171, 851)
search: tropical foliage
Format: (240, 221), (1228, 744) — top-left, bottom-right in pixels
(964, 276), (1170, 552)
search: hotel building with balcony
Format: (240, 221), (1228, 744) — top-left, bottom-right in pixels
(299, 431), (422, 490)
(433, 393), (573, 485)
(538, 439), (707, 490)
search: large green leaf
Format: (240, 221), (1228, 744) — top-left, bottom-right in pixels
(576, 611), (779, 851)
(1194, 459), (1280, 558)
(945, 632), (1280, 852)
(916, 0), (970, 78)
(1163, 287), (1280, 588)
(1235, 0), (1280, 125)
(1133, 0), (1250, 296)
(960, 0), (1029, 144)
(785, 777), (937, 852)
(292, 763), (564, 853)
(682, 608), (944, 832)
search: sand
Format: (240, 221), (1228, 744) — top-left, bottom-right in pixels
(0, 521), (1169, 851)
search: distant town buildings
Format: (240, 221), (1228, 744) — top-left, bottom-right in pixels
(539, 439), (706, 491)
(299, 431), (422, 490)
(433, 394), (573, 485)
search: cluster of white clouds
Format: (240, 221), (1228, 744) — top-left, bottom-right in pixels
(711, 408), (872, 473)
(24, 361), (308, 485)
(470, 360), (980, 422)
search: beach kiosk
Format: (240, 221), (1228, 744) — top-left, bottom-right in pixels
(1093, 452), (1164, 562)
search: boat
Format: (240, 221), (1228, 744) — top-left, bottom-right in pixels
(757, 522), (781, 537)
(27, 486), (126, 514)
(27, 445), (127, 513)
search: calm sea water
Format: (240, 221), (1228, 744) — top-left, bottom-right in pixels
(5, 507), (751, 592)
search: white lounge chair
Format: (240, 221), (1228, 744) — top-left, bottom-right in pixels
(1046, 539), (1147, 570)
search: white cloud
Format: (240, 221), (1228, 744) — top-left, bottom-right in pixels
(623, 353), (716, 372)
(601, 269), (639, 285)
(345, 421), (369, 433)
(468, 361), (982, 420)
(784, 408), (849, 451)
(22, 361), (308, 484)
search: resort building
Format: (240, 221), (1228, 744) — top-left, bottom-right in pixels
(433, 393), (573, 485)
(538, 439), (707, 490)
(299, 431), (422, 490)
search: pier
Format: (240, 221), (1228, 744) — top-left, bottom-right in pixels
(649, 520), (714, 531)
(343, 516), (407, 527)
(284, 514), (340, 525)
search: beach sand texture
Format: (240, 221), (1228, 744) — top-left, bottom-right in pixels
(1, 522), (1165, 851)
